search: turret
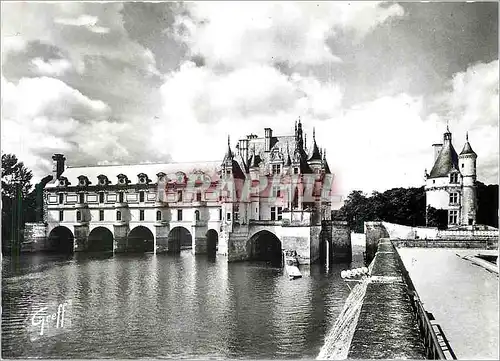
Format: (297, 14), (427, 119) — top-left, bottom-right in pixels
(308, 128), (322, 173)
(459, 132), (477, 225)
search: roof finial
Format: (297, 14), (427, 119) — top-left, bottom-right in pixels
(228, 135), (230, 147)
(298, 116), (301, 125)
(313, 127), (316, 140)
(446, 120), (450, 133)
(466, 131), (469, 141)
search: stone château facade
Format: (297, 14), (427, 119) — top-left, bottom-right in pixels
(424, 127), (478, 226)
(35, 119), (350, 264)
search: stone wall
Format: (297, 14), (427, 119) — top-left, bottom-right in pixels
(392, 238), (497, 250)
(22, 223), (47, 252)
(331, 221), (352, 262)
(364, 222), (389, 263)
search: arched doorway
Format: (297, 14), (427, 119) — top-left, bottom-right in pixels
(127, 226), (154, 253)
(206, 229), (218, 256)
(168, 227), (192, 253)
(247, 230), (282, 267)
(47, 226), (74, 254)
(88, 227), (114, 253)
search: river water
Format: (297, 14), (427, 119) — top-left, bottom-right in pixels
(2, 249), (364, 359)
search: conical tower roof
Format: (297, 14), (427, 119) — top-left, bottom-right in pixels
(308, 128), (322, 161)
(223, 135), (233, 163)
(460, 132), (477, 157)
(429, 129), (459, 178)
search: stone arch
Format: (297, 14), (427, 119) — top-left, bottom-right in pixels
(167, 226), (192, 253)
(88, 227), (114, 253)
(206, 229), (218, 255)
(127, 226), (154, 252)
(47, 226), (74, 253)
(246, 230), (282, 267)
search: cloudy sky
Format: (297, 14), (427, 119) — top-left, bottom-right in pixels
(1, 1), (498, 198)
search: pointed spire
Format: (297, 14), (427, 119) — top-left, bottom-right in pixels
(308, 128), (322, 162)
(223, 135), (233, 163)
(460, 131), (477, 156)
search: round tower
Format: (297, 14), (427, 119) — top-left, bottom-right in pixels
(459, 132), (477, 226)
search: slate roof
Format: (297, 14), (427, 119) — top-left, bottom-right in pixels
(428, 141), (459, 178)
(460, 140), (477, 156)
(45, 161), (222, 188)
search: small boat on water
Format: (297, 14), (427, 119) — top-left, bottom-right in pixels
(284, 250), (302, 280)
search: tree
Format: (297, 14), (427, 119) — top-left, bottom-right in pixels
(426, 206), (447, 230)
(2, 154), (33, 252)
(339, 187), (427, 233)
(476, 181), (499, 228)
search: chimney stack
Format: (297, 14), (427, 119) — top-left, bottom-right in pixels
(52, 154), (66, 179)
(432, 144), (443, 162)
(264, 128), (272, 152)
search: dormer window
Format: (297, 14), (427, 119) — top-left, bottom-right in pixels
(117, 174), (129, 185)
(175, 172), (186, 184)
(97, 174), (109, 186)
(272, 164), (281, 174)
(450, 173), (459, 184)
(77, 175), (91, 187)
(157, 172), (166, 182)
(58, 177), (70, 187)
(137, 173), (150, 185)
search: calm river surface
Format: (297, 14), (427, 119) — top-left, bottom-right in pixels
(2, 250), (364, 359)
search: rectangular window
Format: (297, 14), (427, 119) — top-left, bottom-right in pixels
(272, 164), (281, 174)
(156, 211), (162, 221)
(449, 192), (459, 205)
(448, 210), (458, 225)
(139, 210), (145, 221)
(117, 211), (122, 221)
(227, 212), (231, 221)
(234, 211), (239, 221)
(177, 209), (183, 221)
(450, 173), (459, 184)
(271, 206), (276, 221)
(79, 193), (85, 204)
(294, 167), (299, 174)
(99, 192), (105, 204)
(277, 207), (283, 221)
(119, 192), (124, 203)
(178, 191), (183, 202)
(99, 210), (104, 221)
(196, 192), (202, 202)
(59, 210), (64, 221)
(139, 191), (145, 203)
(219, 208), (223, 220)
(76, 211), (81, 221)
(59, 193), (64, 204)
(272, 186), (281, 198)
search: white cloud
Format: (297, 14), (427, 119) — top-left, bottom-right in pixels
(31, 57), (73, 76)
(173, 2), (404, 67)
(429, 60), (499, 184)
(54, 14), (99, 27)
